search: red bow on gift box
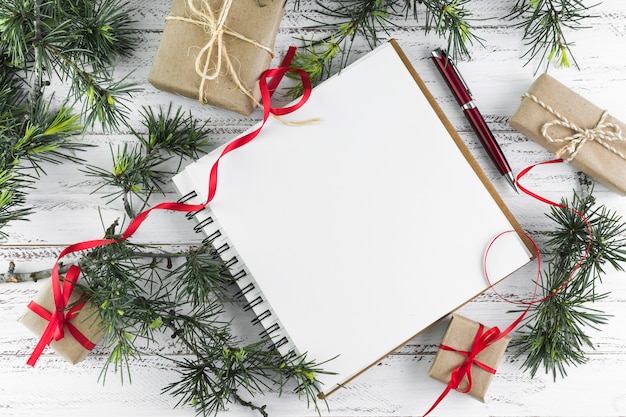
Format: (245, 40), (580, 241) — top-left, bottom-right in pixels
(423, 323), (504, 417)
(441, 323), (501, 393)
(26, 264), (96, 366)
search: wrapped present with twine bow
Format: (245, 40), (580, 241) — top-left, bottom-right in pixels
(149, 0), (284, 115)
(510, 73), (626, 194)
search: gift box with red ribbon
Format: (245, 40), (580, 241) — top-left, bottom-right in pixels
(428, 314), (510, 402)
(17, 268), (104, 365)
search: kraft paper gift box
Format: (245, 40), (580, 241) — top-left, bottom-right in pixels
(149, 0), (284, 115)
(510, 73), (626, 195)
(428, 314), (510, 402)
(18, 278), (104, 364)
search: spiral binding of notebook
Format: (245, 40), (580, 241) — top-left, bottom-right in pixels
(178, 190), (297, 358)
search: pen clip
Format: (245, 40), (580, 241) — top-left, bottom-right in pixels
(433, 48), (473, 99)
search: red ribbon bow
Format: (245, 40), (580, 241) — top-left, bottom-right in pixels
(26, 264), (95, 366)
(423, 323), (505, 417)
(25, 46), (311, 366)
(441, 323), (500, 394)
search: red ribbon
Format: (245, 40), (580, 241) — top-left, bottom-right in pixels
(26, 46), (311, 366)
(441, 324), (500, 394)
(26, 264), (95, 366)
(485, 159), (592, 307)
(423, 158), (593, 415)
(423, 324), (500, 416)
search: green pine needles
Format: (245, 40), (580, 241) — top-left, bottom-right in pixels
(0, 0), (139, 237)
(82, 105), (214, 218)
(0, 45), (86, 237)
(285, 0), (483, 96)
(287, 0), (597, 91)
(509, 0), (595, 72)
(163, 338), (333, 417)
(304, 1), (473, 80)
(512, 189), (626, 380)
(0, 0), (140, 129)
(76, 237), (333, 417)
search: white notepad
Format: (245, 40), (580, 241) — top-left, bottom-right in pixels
(173, 40), (533, 397)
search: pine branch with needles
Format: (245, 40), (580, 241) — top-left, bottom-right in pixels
(511, 188), (626, 379)
(0, 0), (139, 237)
(287, 0), (483, 95)
(286, 0), (597, 93)
(508, 0), (597, 73)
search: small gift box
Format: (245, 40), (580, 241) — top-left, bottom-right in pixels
(149, 0), (284, 115)
(18, 277), (104, 365)
(510, 73), (626, 194)
(428, 314), (510, 402)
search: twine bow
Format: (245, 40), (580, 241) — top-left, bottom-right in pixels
(523, 93), (626, 162)
(167, 0), (275, 105)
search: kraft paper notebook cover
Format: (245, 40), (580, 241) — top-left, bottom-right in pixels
(172, 40), (533, 397)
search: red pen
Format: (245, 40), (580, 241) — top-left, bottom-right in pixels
(431, 48), (518, 193)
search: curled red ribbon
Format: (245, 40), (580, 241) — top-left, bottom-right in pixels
(423, 158), (593, 416)
(26, 46), (310, 366)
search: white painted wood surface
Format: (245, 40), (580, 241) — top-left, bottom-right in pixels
(2, 1), (626, 416)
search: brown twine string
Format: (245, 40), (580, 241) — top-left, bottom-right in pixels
(166, 0), (275, 106)
(522, 92), (626, 162)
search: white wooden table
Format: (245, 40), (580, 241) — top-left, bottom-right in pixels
(2, 1), (626, 416)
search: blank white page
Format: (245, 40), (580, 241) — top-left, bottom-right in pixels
(174, 40), (532, 396)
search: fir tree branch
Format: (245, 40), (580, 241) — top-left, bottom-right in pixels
(287, 1), (405, 93)
(420, 0), (484, 60)
(40, 40), (140, 130)
(81, 104), (213, 218)
(0, 89), (88, 236)
(288, 0), (405, 93)
(0, 0), (140, 130)
(288, 0), (597, 93)
(511, 188), (626, 379)
(162, 336), (334, 417)
(0, 0), (139, 236)
(286, 0), (482, 96)
(508, 0), (597, 73)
